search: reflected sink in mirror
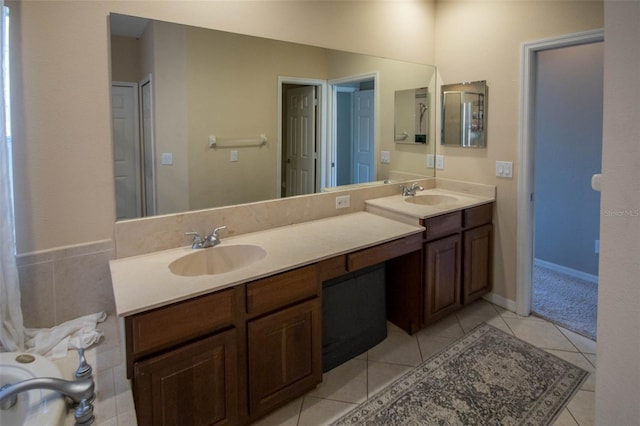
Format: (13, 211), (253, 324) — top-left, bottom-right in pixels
(404, 194), (458, 206)
(169, 244), (267, 277)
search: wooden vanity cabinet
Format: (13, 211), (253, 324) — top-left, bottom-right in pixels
(422, 211), (463, 324)
(126, 289), (238, 426)
(245, 265), (322, 422)
(133, 329), (238, 426)
(462, 204), (493, 304)
(124, 233), (423, 425)
(387, 203), (493, 332)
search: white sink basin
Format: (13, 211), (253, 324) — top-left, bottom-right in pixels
(404, 194), (458, 206)
(0, 352), (66, 426)
(169, 244), (267, 277)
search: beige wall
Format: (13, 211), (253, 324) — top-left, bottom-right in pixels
(110, 35), (140, 82)
(186, 27), (329, 208)
(9, 0), (436, 254)
(434, 1), (603, 302)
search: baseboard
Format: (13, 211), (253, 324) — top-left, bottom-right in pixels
(534, 258), (598, 284)
(483, 292), (517, 312)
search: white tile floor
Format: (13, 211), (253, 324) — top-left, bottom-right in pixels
(55, 299), (596, 425)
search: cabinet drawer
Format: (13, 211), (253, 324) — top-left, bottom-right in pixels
(423, 211), (462, 241)
(246, 265), (318, 316)
(464, 203), (493, 229)
(347, 233), (422, 272)
(317, 255), (347, 282)
(129, 289), (234, 356)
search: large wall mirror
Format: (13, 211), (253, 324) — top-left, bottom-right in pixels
(109, 13), (437, 220)
(441, 81), (487, 148)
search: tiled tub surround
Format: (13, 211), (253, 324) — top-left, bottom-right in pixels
(16, 239), (116, 328)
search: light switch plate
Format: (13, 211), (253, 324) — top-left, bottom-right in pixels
(230, 150), (238, 162)
(426, 154), (435, 169)
(435, 155), (444, 170)
(380, 151), (391, 164)
(496, 161), (513, 178)
(161, 153), (173, 165)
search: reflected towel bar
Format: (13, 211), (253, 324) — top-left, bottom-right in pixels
(209, 134), (267, 148)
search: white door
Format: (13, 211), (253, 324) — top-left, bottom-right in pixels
(352, 89), (374, 184)
(112, 83), (141, 219)
(286, 86), (316, 196)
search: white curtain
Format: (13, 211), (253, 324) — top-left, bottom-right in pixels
(0, 4), (105, 358)
(0, 1), (25, 352)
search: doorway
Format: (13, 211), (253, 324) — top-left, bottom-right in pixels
(277, 74), (377, 195)
(111, 77), (156, 220)
(112, 81), (141, 220)
(329, 74), (377, 188)
(531, 42), (603, 340)
(516, 30), (604, 338)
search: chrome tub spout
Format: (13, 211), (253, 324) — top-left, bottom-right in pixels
(0, 376), (94, 406)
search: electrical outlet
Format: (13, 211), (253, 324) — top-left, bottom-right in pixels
(230, 150), (238, 162)
(380, 151), (391, 164)
(435, 155), (444, 170)
(335, 195), (350, 209)
(426, 154), (435, 169)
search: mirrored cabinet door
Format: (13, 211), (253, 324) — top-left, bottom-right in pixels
(441, 81), (487, 148)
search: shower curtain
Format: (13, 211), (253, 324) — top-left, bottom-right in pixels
(0, 4), (104, 358)
(0, 1), (24, 352)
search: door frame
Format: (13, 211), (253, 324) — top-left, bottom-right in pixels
(277, 77), (328, 197)
(139, 74), (156, 216)
(516, 29), (604, 316)
(328, 72), (379, 189)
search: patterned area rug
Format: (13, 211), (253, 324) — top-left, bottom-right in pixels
(331, 324), (588, 426)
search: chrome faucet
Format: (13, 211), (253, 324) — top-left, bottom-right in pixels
(400, 182), (424, 196)
(0, 348), (96, 425)
(186, 226), (227, 249)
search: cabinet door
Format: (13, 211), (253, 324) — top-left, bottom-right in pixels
(424, 234), (462, 324)
(247, 298), (321, 419)
(133, 329), (237, 426)
(463, 224), (493, 304)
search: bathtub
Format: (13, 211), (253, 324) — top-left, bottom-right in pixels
(0, 352), (66, 426)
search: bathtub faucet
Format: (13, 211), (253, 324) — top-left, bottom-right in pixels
(0, 348), (96, 425)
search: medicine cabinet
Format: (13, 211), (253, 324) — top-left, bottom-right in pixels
(441, 81), (487, 148)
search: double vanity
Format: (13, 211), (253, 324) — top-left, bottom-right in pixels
(109, 180), (495, 425)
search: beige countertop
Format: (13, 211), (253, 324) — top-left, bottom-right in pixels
(109, 212), (424, 317)
(365, 188), (495, 225)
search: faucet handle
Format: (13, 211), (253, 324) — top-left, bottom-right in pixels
(212, 226), (227, 238)
(75, 347), (92, 380)
(185, 232), (204, 249)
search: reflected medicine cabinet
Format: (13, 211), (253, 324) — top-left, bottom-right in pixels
(441, 80), (487, 148)
(394, 87), (429, 144)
